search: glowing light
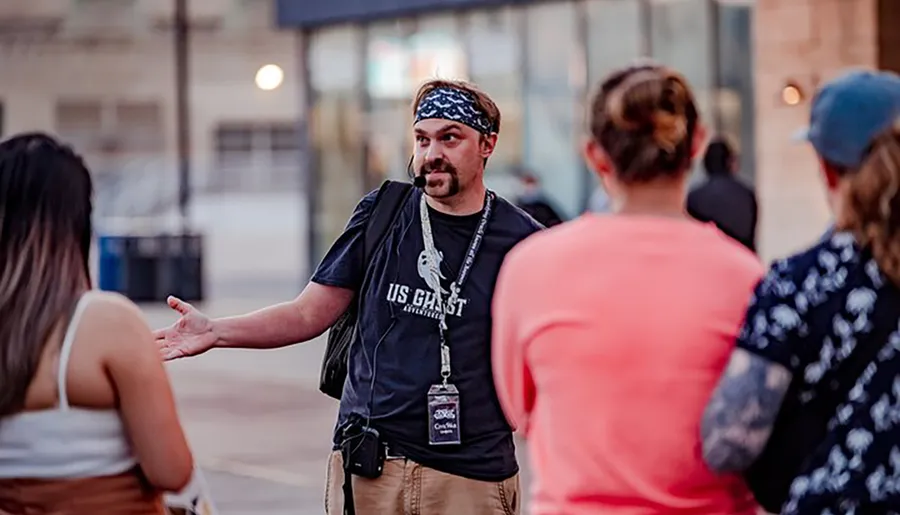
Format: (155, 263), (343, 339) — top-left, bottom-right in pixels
(781, 84), (802, 106)
(255, 64), (284, 91)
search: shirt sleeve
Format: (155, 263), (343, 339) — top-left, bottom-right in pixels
(491, 247), (536, 434)
(735, 260), (806, 372)
(310, 189), (379, 291)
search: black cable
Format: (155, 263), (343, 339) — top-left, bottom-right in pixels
(358, 199), (415, 439)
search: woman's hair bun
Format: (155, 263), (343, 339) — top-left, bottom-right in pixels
(605, 69), (690, 153)
(588, 62), (700, 183)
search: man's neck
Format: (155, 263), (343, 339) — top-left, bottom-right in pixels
(425, 183), (487, 216)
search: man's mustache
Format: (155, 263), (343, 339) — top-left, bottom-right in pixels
(419, 160), (457, 176)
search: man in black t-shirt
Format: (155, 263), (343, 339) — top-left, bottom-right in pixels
(686, 137), (758, 252)
(154, 79), (542, 514)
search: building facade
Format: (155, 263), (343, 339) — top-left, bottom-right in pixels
(0, 0), (308, 297)
(3, 1), (898, 283)
(0, 0), (301, 216)
(753, 0), (900, 261)
(279, 0), (757, 266)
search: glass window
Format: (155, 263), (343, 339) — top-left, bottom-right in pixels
(715, 0), (755, 184)
(55, 98), (163, 155)
(650, 0), (716, 180)
(114, 101), (164, 153)
(466, 8), (521, 86)
(69, 0), (137, 33)
(465, 7), (523, 199)
(410, 16), (466, 87)
(523, 1), (585, 218)
(366, 20), (412, 102)
(55, 99), (104, 153)
(586, 0), (645, 85)
(365, 15), (466, 188)
(584, 0), (646, 204)
(308, 24), (365, 259)
(211, 122), (300, 192)
(366, 18), (416, 187)
(650, 0), (715, 97)
(214, 125), (254, 155)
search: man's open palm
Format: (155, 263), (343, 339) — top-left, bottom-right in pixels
(153, 296), (217, 361)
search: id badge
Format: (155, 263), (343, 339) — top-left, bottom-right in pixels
(427, 383), (462, 445)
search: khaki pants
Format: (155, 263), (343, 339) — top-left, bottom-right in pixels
(325, 451), (520, 515)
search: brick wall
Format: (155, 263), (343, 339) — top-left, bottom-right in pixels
(754, 0), (879, 262)
(877, 0), (900, 74)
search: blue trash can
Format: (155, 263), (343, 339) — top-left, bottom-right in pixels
(97, 234), (126, 293)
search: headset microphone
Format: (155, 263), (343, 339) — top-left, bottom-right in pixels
(413, 175), (426, 188)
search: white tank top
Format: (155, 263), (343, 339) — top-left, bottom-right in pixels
(0, 292), (138, 479)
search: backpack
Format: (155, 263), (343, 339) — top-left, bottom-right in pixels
(318, 180), (414, 400)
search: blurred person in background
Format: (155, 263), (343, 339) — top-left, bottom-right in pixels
(514, 168), (564, 227)
(155, 79), (542, 514)
(702, 70), (900, 515)
(0, 133), (193, 514)
(492, 63), (763, 515)
(686, 137), (758, 252)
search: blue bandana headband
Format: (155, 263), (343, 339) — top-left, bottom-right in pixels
(414, 87), (494, 134)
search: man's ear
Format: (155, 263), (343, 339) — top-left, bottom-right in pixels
(480, 133), (498, 159)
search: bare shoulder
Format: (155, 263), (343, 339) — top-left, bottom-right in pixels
(83, 291), (146, 324)
(80, 291), (153, 352)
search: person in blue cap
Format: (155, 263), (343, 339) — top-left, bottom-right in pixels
(700, 69), (900, 514)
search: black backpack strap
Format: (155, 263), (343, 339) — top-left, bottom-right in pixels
(363, 180), (414, 264)
(341, 180), (412, 515)
(813, 278), (900, 417)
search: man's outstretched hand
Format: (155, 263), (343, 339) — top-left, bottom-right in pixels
(153, 296), (218, 361)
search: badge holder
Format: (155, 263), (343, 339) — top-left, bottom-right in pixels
(419, 193), (494, 448)
(427, 382), (461, 446)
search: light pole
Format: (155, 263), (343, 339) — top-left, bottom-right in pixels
(172, 0), (201, 301)
(174, 0), (190, 231)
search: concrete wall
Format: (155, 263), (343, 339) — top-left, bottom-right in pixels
(0, 1), (309, 300)
(0, 0), (300, 191)
(754, 0), (880, 262)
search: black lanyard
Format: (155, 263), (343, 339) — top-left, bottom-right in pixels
(419, 190), (495, 383)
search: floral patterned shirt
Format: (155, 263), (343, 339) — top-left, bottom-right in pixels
(737, 231), (900, 514)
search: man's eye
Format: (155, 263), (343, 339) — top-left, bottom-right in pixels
(443, 134), (458, 141)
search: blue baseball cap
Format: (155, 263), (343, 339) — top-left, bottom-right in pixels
(794, 69), (900, 169)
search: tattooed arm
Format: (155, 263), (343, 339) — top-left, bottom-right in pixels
(701, 348), (793, 474)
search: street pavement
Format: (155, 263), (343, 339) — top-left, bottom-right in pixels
(144, 299), (533, 515)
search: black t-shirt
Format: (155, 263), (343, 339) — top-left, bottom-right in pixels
(312, 187), (542, 481)
(686, 175), (758, 252)
(738, 230), (900, 514)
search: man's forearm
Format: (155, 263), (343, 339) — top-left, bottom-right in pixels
(212, 301), (322, 350)
(209, 282), (355, 351)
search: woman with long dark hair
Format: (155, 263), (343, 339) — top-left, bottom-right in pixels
(0, 133), (193, 513)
